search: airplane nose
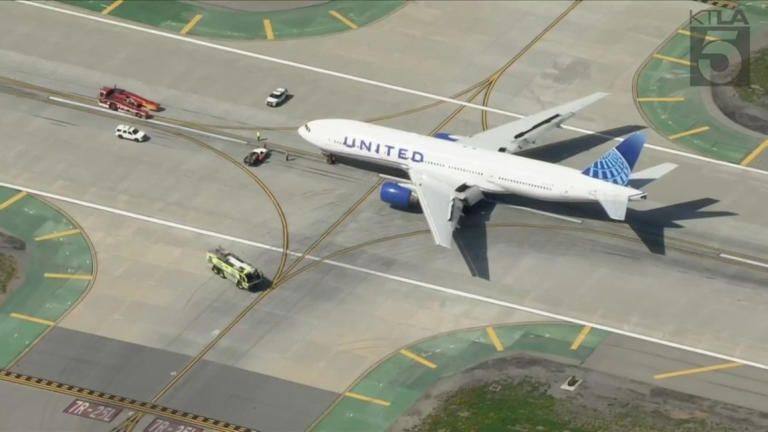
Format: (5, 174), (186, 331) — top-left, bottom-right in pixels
(298, 122), (314, 141)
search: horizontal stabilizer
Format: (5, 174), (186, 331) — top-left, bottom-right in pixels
(596, 190), (629, 221)
(628, 162), (678, 188)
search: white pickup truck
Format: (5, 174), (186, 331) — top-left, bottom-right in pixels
(115, 124), (148, 142)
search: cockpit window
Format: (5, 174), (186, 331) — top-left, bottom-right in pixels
(304, 124), (311, 132)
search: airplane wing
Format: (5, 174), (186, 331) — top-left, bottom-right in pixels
(408, 168), (482, 248)
(457, 92), (608, 153)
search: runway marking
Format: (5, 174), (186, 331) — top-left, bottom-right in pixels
(9, 313), (55, 326)
(329, 10), (358, 30)
(4, 180), (768, 374)
(636, 97), (685, 102)
(399, 349), (437, 369)
(112, 414), (141, 432)
(0, 191), (26, 210)
(0, 370), (254, 432)
(504, 205), (582, 224)
(653, 53), (694, 66)
(180, 14), (203, 35)
(486, 326), (504, 351)
(570, 325), (592, 350)
(719, 253), (768, 269)
(668, 126), (710, 140)
(17, 1), (768, 176)
(654, 362), (742, 380)
(48, 96), (248, 144)
(100, 0), (123, 15)
(677, 29), (720, 42)
(344, 392), (390, 407)
(741, 140), (768, 166)
(34, 228), (80, 241)
(43, 273), (93, 281)
(263, 19), (274, 40)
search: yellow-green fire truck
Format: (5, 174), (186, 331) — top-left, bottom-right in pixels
(206, 247), (263, 290)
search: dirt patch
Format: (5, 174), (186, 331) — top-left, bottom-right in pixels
(712, 83), (768, 135)
(0, 230), (26, 303)
(710, 35), (768, 134)
(391, 355), (768, 432)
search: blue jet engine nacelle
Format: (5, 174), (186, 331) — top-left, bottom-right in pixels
(380, 181), (418, 208)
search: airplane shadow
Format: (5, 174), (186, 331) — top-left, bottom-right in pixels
(625, 198), (737, 255)
(488, 195), (737, 256)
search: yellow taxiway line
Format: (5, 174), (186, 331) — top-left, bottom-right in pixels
(399, 349), (437, 369)
(44, 273), (93, 281)
(263, 19), (274, 40)
(653, 53), (694, 66)
(0, 191), (26, 210)
(654, 362), (742, 380)
(741, 140), (768, 166)
(637, 97), (685, 102)
(180, 14), (203, 35)
(668, 126), (710, 140)
(570, 325), (592, 350)
(34, 229), (81, 242)
(329, 10), (358, 30)
(101, 0), (123, 15)
(10, 313), (55, 326)
(486, 327), (504, 351)
(345, 392), (391, 407)
(677, 29), (720, 42)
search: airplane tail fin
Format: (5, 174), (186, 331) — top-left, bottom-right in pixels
(582, 132), (647, 186)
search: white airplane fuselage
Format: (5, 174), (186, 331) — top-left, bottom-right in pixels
(299, 119), (644, 204)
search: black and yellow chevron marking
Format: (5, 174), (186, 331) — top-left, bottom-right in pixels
(0, 370), (256, 432)
(692, 0), (738, 9)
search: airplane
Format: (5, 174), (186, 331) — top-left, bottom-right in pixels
(297, 93), (677, 248)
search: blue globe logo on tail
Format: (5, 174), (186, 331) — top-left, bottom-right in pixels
(582, 132), (647, 186)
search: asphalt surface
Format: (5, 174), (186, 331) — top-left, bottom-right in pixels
(0, 378), (130, 432)
(12, 327), (336, 432)
(12, 328), (190, 401)
(0, 1), (767, 431)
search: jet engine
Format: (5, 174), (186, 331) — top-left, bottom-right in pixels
(380, 181), (418, 208)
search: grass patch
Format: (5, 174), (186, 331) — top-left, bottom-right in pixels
(735, 48), (768, 104)
(408, 378), (735, 432)
(0, 253), (16, 294)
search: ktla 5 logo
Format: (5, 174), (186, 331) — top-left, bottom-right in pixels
(689, 9), (750, 87)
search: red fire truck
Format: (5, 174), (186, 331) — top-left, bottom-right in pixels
(98, 86), (161, 119)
